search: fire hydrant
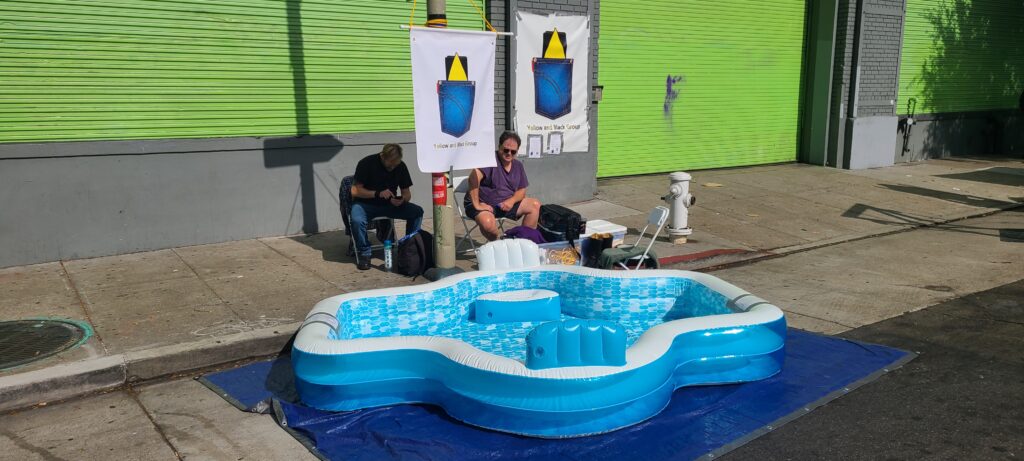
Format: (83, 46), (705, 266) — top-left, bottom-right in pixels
(662, 172), (695, 244)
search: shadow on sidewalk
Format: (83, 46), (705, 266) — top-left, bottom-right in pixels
(999, 228), (1024, 242)
(936, 167), (1024, 187)
(878, 183), (1022, 209)
(843, 203), (1023, 239)
(287, 230), (352, 263)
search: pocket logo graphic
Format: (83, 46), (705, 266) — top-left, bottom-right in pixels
(532, 29), (573, 120)
(437, 53), (475, 138)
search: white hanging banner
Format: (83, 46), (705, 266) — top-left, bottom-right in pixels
(514, 12), (590, 154)
(410, 27), (497, 172)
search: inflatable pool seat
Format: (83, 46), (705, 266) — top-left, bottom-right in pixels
(526, 319), (627, 370)
(475, 289), (561, 324)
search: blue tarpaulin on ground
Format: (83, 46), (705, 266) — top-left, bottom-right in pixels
(200, 329), (913, 460)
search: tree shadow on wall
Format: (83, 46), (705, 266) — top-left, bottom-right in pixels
(264, 136), (344, 235)
(910, 0), (1024, 158)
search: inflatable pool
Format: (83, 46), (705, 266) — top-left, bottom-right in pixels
(292, 267), (786, 438)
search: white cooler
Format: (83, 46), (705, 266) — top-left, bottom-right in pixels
(576, 220), (628, 265)
(582, 220), (628, 247)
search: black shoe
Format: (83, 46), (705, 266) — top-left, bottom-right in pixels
(357, 260), (371, 271)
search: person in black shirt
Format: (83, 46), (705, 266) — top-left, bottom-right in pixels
(350, 144), (423, 270)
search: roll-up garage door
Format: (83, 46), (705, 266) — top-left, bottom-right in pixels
(597, 0), (808, 177)
(0, 0), (484, 143)
(897, 0), (1024, 115)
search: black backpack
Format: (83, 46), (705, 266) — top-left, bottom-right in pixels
(394, 230), (435, 277)
(538, 204), (585, 246)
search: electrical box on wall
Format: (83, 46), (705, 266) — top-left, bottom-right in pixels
(592, 85), (603, 103)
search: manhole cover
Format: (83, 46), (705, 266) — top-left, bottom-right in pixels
(0, 319), (89, 370)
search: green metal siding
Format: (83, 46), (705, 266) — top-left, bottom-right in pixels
(597, 0), (807, 178)
(0, 0), (484, 143)
(897, 0), (1024, 115)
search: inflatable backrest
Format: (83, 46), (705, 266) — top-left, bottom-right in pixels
(478, 239), (544, 271)
(525, 319), (627, 370)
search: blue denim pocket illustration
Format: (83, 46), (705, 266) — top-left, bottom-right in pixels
(438, 80), (475, 138)
(533, 58), (573, 120)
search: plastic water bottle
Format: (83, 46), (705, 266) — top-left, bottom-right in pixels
(383, 240), (393, 272)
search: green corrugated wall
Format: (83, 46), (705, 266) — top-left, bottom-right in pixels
(0, 0), (485, 143)
(897, 0), (1024, 115)
(596, 0), (807, 178)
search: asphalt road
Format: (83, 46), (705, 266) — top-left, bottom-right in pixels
(726, 280), (1024, 461)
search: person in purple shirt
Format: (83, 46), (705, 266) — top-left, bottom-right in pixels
(464, 131), (542, 241)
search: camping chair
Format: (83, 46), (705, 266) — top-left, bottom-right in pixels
(340, 175), (396, 265)
(598, 206), (669, 270)
(453, 175), (514, 254)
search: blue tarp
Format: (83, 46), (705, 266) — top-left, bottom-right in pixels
(200, 329), (913, 460)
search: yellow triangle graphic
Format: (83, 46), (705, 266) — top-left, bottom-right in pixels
(544, 29), (566, 59)
(448, 53), (468, 81)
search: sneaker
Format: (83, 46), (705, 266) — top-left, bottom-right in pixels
(357, 259), (371, 271)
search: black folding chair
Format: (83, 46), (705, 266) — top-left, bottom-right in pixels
(340, 175), (395, 265)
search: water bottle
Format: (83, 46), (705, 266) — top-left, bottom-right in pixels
(383, 240), (393, 272)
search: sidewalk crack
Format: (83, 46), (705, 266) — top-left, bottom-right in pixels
(169, 248), (244, 320)
(257, 238), (346, 291)
(127, 387), (183, 461)
(58, 260), (109, 355)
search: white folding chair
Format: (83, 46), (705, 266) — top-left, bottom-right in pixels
(454, 175), (513, 254)
(601, 206), (669, 270)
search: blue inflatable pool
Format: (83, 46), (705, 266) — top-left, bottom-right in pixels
(292, 268), (786, 438)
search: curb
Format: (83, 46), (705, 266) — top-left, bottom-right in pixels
(0, 355), (125, 413)
(0, 322), (301, 414)
(658, 248), (773, 271)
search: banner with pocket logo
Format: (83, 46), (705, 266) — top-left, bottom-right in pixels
(515, 12), (590, 155)
(411, 28), (497, 173)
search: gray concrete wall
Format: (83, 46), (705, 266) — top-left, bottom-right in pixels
(895, 110), (1024, 162)
(0, 128), (596, 268)
(0, 134), (416, 267)
(848, 116), (898, 169)
(0, 0), (601, 268)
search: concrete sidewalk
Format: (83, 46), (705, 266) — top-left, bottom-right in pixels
(1, 156), (1021, 412)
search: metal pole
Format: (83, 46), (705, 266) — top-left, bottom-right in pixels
(424, 0), (460, 279)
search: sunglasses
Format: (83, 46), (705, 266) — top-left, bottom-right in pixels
(502, 148), (518, 155)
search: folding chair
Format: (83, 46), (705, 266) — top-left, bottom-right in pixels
(598, 206), (669, 270)
(453, 175), (514, 254)
(340, 175), (396, 265)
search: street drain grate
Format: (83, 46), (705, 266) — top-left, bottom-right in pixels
(0, 320), (89, 370)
